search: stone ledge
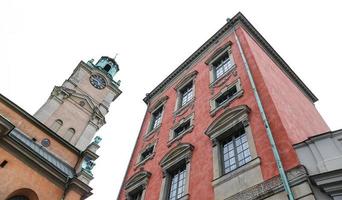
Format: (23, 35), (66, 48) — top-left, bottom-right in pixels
(225, 166), (308, 200)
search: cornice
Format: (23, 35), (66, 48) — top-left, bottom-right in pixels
(143, 12), (318, 104)
(0, 93), (81, 154)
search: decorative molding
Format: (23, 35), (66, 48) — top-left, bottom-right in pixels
(205, 105), (250, 140)
(0, 93), (80, 154)
(224, 166), (308, 200)
(125, 170), (151, 194)
(143, 12), (317, 104)
(173, 70), (198, 90)
(159, 143), (194, 170)
(205, 41), (233, 65)
(148, 95), (169, 113)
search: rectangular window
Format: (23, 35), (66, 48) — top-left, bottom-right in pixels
(215, 85), (237, 107)
(179, 82), (193, 107)
(131, 191), (142, 200)
(213, 51), (233, 80)
(151, 106), (163, 130)
(140, 145), (154, 162)
(221, 127), (251, 174)
(173, 120), (191, 138)
(168, 165), (187, 200)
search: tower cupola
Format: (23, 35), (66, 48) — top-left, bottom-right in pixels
(95, 56), (119, 78)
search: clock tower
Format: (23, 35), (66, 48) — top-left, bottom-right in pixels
(34, 56), (122, 150)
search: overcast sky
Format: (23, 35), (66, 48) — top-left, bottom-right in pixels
(1, 0), (342, 199)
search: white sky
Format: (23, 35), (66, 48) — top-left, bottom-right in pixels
(1, 0), (341, 199)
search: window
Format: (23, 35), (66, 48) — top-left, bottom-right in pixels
(129, 190), (143, 200)
(64, 128), (75, 142)
(125, 171), (151, 200)
(104, 64), (111, 72)
(213, 51), (233, 80)
(215, 85), (237, 107)
(169, 113), (194, 144)
(179, 82), (193, 107)
(174, 120), (190, 138)
(159, 143), (193, 200)
(173, 71), (198, 113)
(51, 119), (63, 132)
(210, 79), (243, 115)
(140, 145), (154, 162)
(204, 105), (262, 199)
(168, 164), (187, 200)
(221, 125), (251, 174)
(8, 196), (29, 200)
(206, 42), (235, 84)
(150, 106), (163, 130)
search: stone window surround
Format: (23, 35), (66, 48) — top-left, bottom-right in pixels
(168, 113), (194, 147)
(173, 71), (198, 116)
(159, 143), (193, 200)
(124, 170), (151, 200)
(209, 78), (244, 116)
(206, 41), (236, 87)
(204, 105), (258, 180)
(136, 141), (157, 167)
(144, 96), (169, 138)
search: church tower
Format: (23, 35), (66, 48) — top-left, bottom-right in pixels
(34, 56), (121, 150)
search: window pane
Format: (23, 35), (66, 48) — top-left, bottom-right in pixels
(215, 57), (233, 79)
(151, 107), (163, 130)
(222, 127), (252, 174)
(169, 166), (186, 200)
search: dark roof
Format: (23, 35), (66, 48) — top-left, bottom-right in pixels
(143, 12), (318, 104)
(9, 128), (75, 177)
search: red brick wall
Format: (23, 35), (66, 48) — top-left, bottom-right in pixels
(240, 27), (329, 144)
(118, 24), (330, 199)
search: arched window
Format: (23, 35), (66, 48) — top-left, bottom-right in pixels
(8, 196), (29, 200)
(103, 64), (111, 72)
(64, 128), (75, 142)
(51, 119), (63, 132)
(6, 188), (38, 200)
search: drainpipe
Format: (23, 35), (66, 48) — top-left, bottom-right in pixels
(233, 28), (295, 200)
(61, 176), (70, 200)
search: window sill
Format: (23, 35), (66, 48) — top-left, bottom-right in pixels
(144, 125), (161, 140)
(210, 89), (244, 117)
(177, 194), (189, 200)
(167, 125), (194, 147)
(174, 99), (195, 117)
(209, 64), (237, 88)
(212, 157), (261, 188)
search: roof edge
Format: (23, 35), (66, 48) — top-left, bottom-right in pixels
(0, 93), (81, 154)
(143, 12), (318, 104)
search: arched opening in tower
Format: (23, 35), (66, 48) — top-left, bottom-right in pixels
(104, 64), (111, 72)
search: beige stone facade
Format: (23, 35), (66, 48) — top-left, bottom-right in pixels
(0, 56), (121, 200)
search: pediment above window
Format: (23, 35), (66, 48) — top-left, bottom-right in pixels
(174, 70), (198, 90)
(148, 95), (169, 113)
(205, 105), (250, 140)
(160, 143), (194, 170)
(125, 170), (151, 193)
(205, 41), (233, 65)
(70, 94), (96, 113)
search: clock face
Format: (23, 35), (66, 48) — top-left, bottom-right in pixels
(89, 74), (106, 89)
